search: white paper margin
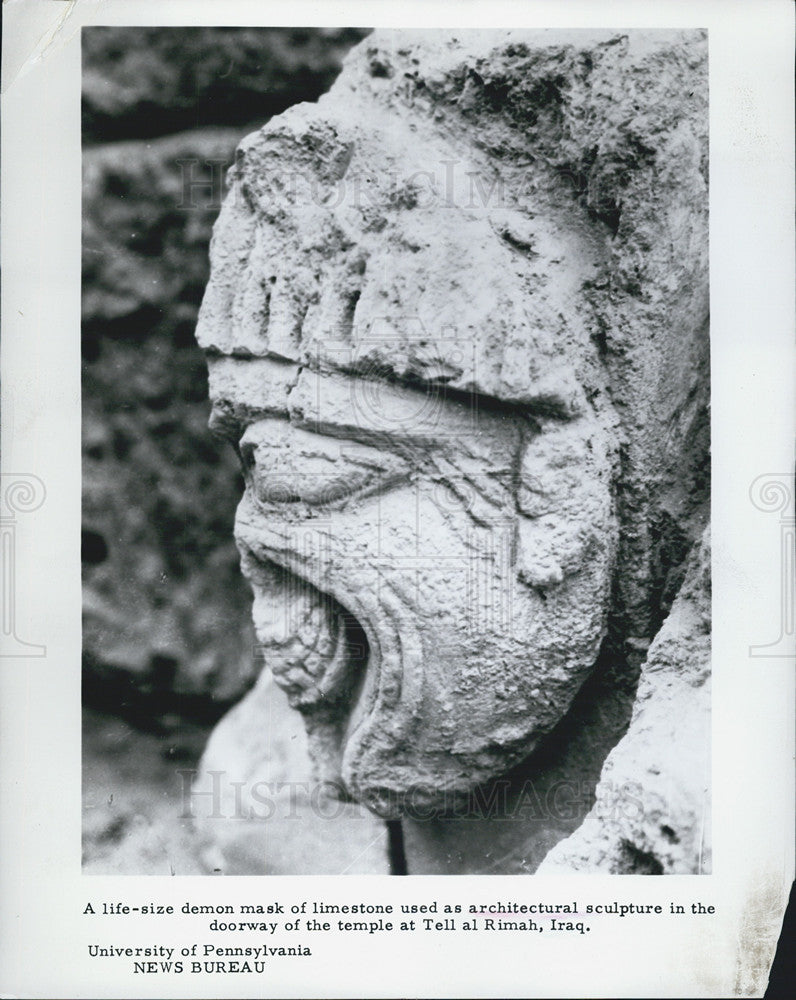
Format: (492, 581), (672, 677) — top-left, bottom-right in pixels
(1, 1), (794, 997)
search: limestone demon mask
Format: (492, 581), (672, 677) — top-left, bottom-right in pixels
(195, 30), (708, 818)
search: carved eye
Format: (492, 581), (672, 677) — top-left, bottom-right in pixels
(238, 439), (303, 503)
(254, 473), (304, 505)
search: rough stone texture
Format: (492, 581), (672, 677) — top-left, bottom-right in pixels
(82, 30), (367, 722)
(195, 26), (709, 873)
(82, 140), (263, 748)
(82, 129), (257, 712)
(81, 29), (373, 873)
(82, 27), (371, 144)
(83, 706), (210, 875)
(83, 129), (244, 345)
(195, 673), (389, 874)
(537, 528), (711, 874)
(398, 638), (644, 874)
(83, 676), (389, 875)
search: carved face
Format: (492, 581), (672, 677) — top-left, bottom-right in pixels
(197, 100), (618, 817)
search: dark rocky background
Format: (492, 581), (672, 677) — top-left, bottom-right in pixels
(82, 26), (370, 872)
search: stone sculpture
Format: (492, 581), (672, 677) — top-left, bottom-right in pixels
(195, 28), (710, 874)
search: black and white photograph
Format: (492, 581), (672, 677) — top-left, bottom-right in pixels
(1, 1), (793, 997)
(82, 26), (712, 878)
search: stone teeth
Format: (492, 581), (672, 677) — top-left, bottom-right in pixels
(248, 558), (359, 709)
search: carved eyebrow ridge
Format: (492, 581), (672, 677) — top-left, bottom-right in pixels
(205, 349), (574, 449)
(330, 356), (575, 423)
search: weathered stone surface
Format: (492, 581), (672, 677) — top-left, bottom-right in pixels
(537, 528), (711, 874)
(82, 27), (371, 144)
(399, 639), (643, 873)
(82, 707), (210, 875)
(83, 663), (390, 875)
(196, 29), (709, 871)
(194, 674), (389, 874)
(82, 30), (368, 721)
(82, 128), (257, 716)
(83, 129), (243, 342)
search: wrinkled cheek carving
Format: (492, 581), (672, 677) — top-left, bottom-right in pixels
(233, 424), (618, 819)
